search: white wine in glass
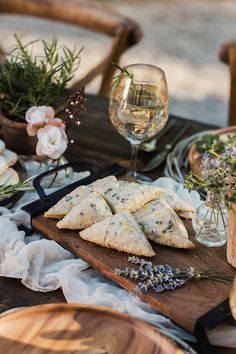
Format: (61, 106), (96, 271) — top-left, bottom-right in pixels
(109, 63), (169, 180)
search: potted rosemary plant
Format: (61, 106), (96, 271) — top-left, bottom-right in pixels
(0, 35), (81, 155)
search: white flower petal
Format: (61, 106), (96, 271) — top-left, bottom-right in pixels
(38, 106), (55, 119)
(36, 125), (68, 159)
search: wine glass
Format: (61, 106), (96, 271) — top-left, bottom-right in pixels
(109, 63), (169, 180)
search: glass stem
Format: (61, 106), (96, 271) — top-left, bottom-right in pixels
(130, 143), (139, 178)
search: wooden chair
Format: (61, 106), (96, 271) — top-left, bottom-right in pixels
(0, 0), (141, 96)
(219, 41), (236, 125)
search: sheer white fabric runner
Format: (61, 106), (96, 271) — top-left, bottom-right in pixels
(0, 161), (234, 350)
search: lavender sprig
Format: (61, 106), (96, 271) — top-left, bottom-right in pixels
(114, 257), (233, 294)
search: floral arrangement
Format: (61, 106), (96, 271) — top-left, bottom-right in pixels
(185, 135), (236, 207)
(115, 257), (233, 294)
(25, 89), (86, 160)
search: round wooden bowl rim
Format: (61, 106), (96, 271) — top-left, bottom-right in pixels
(188, 125), (236, 174)
(0, 110), (27, 129)
(0, 303), (149, 324)
(0, 303), (179, 350)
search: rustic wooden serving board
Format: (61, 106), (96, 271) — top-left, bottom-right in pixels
(32, 214), (235, 333)
(0, 303), (180, 354)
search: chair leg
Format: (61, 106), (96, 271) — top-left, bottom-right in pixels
(99, 28), (130, 97)
(228, 47), (236, 126)
(0, 46), (5, 64)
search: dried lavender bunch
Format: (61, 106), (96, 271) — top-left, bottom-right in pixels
(114, 256), (233, 294)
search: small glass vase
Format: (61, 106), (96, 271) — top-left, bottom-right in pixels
(192, 191), (228, 247)
(44, 154), (73, 188)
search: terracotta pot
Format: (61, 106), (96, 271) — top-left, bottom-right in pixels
(0, 110), (37, 155)
(227, 205), (236, 268)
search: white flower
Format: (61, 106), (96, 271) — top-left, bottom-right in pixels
(26, 106), (55, 135)
(36, 125), (68, 159)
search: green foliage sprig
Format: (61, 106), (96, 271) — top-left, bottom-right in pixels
(112, 63), (133, 88)
(0, 176), (35, 199)
(0, 35), (82, 121)
(196, 134), (226, 154)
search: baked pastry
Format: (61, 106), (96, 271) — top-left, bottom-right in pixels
(162, 189), (195, 219)
(45, 185), (92, 219)
(101, 181), (164, 213)
(133, 199), (194, 249)
(45, 176), (118, 219)
(80, 211), (155, 257)
(88, 175), (119, 194)
(0, 156), (9, 175)
(3, 149), (18, 167)
(0, 140), (5, 154)
(57, 192), (112, 230)
(0, 168), (19, 186)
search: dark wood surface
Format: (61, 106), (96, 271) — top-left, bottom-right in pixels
(0, 94), (233, 353)
(66, 94), (217, 175)
(32, 214), (234, 334)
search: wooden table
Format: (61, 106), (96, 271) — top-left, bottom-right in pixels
(0, 94), (233, 354)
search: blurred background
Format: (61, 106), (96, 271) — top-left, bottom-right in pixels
(0, 0), (235, 126)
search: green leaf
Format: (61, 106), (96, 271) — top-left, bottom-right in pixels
(111, 63), (134, 88)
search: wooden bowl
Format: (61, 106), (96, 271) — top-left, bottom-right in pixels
(188, 125), (236, 175)
(0, 303), (182, 354)
(0, 111), (37, 155)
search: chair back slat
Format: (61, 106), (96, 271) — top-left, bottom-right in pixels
(0, 0), (142, 96)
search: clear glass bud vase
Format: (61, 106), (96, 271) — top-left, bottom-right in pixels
(44, 154), (73, 188)
(192, 191), (228, 247)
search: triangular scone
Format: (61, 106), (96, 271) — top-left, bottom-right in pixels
(45, 185), (92, 219)
(162, 189), (195, 219)
(133, 199), (194, 249)
(57, 192), (112, 230)
(101, 181), (164, 213)
(88, 175), (119, 194)
(0, 168), (19, 186)
(80, 211), (155, 257)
